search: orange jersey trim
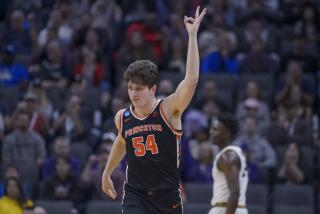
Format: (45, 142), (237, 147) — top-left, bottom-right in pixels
(159, 102), (182, 136)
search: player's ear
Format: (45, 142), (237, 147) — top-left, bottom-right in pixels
(151, 84), (157, 94)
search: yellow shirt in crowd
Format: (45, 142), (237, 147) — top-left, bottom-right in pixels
(0, 196), (33, 214)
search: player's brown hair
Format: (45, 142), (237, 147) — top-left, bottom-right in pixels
(124, 60), (159, 88)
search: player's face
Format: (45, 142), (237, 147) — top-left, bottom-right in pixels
(128, 81), (156, 108)
(210, 120), (227, 146)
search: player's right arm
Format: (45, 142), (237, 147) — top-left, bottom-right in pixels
(218, 150), (241, 214)
(102, 109), (126, 200)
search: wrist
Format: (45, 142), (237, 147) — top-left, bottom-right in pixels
(188, 33), (197, 38)
(103, 169), (111, 178)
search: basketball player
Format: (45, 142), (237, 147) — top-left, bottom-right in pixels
(209, 113), (248, 214)
(102, 6), (206, 214)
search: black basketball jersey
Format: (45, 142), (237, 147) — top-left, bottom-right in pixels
(120, 99), (182, 192)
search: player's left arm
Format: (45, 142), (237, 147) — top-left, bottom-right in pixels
(163, 7), (206, 116)
(218, 150), (241, 214)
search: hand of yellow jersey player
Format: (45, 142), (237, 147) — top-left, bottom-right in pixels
(184, 6), (206, 36)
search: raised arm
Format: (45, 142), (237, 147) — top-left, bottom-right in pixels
(102, 109), (126, 200)
(163, 6), (206, 116)
(218, 150), (241, 214)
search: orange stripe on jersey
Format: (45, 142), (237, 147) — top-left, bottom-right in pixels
(159, 102), (182, 136)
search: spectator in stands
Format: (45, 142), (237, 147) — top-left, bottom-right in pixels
(82, 29), (105, 64)
(275, 60), (314, 120)
(276, 60), (314, 101)
(280, 36), (318, 74)
(115, 23), (156, 81)
(237, 15), (277, 52)
(184, 95), (223, 139)
(72, 13), (92, 48)
(208, 0), (236, 27)
(38, 39), (71, 89)
(234, 116), (277, 169)
(23, 92), (49, 137)
(200, 31), (238, 74)
(277, 143), (305, 184)
(42, 136), (81, 179)
(27, 78), (53, 119)
(263, 109), (290, 146)
(41, 157), (82, 203)
(53, 1), (74, 45)
(236, 81), (270, 132)
(157, 79), (175, 99)
(80, 139), (125, 201)
(238, 36), (278, 74)
(240, 143), (262, 183)
(279, 104), (313, 146)
(0, 44), (28, 88)
(0, 177), (33, 214)
(113, 80), (130, 105)
(0, 165), (31, 198)
(103, 97), (125, 133)
(90, 0), (122, 32)
(236, 98), (270, 135)
(188, 127), (212, 160)
(142, 13), (165, 61)
(281, 0), (308, 24)
(164, 36), (186, 73)
(37, 10), (62, 49)
(165, 13), (188, 43)
(194, 80), (231, 112)
(53, 95), (89, 142)
(183, 110), (208, 139)
(2, 111), (46, 187)
(294, 5), (320, 47)
(184, 143), (214, 183)
(2, 10), (36, 54)
(73, 47), (105, 86)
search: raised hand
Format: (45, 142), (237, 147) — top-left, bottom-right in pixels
(184, 6), (207, 36)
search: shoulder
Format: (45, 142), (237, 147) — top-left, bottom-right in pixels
(218, 149), (241, 171)
(3, 132), (15, 143)
(114, 109), (126, 130)
(221, 150), (240, 164)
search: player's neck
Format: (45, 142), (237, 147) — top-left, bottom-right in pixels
(133, 98), (158, 118)
(219, 142), (230, 150)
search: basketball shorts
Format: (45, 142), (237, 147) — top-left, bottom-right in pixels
(122, 184), (183, 214)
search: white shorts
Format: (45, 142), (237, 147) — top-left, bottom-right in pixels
(208, 207), (248, 214)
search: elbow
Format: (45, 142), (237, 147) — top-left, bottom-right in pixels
(185, 78), (198, 87)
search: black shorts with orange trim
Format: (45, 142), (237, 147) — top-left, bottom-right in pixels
(122, 184), (183, 214)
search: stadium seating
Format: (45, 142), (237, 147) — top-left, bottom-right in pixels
(36, 200), (73, 214)
(159, 72), (184, 87)
(273, 205), (313, 214)
(237, 74), (274, 103)
(70, 143), (92, 169)
(185, 183), (212, 203)
(247, 204), (267, 214)
(247, 184), (268, 205)
(199, 73), (236, 93)
(273, 184), (314, 206)
(86, 201), (122, 214)
(184, 203), (211, 214)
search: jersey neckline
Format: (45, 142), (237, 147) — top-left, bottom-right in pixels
(129, 99), (161, 121)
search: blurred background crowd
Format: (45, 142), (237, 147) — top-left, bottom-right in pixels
(0, 0), (319, 213)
